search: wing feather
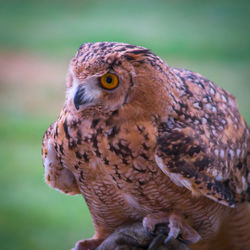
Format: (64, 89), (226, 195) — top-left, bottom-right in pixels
(155, 125), (249, 207)
(42, 122), (80, 195)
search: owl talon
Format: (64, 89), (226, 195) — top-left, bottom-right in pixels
(164, 235), (175, 244)
(143, 213), (201, 245)
(148, 233), (191, 250)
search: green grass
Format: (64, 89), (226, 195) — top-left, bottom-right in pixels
(0, 0), (249, 249)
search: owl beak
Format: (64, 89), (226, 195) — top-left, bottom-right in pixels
(73, 85), (93, 110)
(73, 86), (83, 110)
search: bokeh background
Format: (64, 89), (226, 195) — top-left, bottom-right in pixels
(0, 0), (249, 249)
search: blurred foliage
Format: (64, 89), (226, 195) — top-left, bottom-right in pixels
(0, 0), (250, 61)
(0, 0), (249, 250)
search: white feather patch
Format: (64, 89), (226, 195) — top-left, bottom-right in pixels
(155, 154), (192, 190)
(44, 138), (56, 178)
(66, 76), (79, 105)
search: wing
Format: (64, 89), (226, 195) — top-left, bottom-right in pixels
(154, 68), (250, 207)
(42, 122), (80, 195)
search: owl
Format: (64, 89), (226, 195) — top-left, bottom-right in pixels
(42, 42), (250, 250)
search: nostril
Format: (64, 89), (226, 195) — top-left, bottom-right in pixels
(47, 175), (51, 182)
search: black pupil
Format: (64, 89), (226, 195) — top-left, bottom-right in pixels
(106, 76), (113, 84)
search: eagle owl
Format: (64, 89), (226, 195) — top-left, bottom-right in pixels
(42, 42), (250, 250)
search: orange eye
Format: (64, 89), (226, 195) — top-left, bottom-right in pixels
(100, 73), (119, 90)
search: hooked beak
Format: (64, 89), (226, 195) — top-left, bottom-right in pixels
(73, 85), (93, 110)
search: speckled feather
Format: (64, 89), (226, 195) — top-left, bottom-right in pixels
(42, 42), (250, 249)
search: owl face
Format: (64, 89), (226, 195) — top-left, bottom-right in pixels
(65, 42), (169, 117)
(66, 62), (133, 112)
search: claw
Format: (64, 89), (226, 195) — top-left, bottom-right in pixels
(143, 212), (201, 247)
(164, 235), (175, 244)
(164, 215), (180, 243)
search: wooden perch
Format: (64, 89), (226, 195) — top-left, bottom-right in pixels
(96, 221), (190, 250)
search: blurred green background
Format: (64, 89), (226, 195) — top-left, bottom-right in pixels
(0, 0), (249, 249)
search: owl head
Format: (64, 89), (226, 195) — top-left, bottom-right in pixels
(66, 42), (177, 119)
